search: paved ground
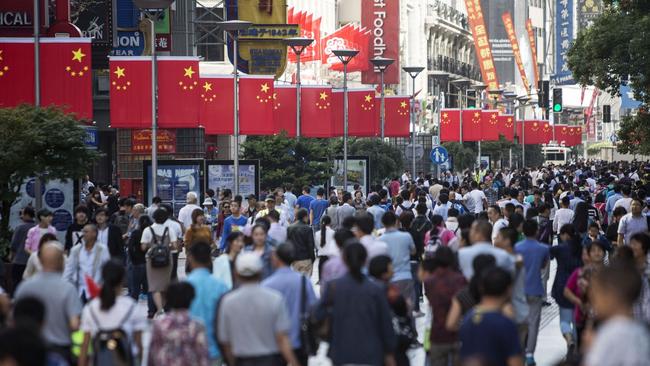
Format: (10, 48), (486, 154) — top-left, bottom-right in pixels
(139, 253), (568, 366)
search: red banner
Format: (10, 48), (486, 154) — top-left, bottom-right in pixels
(361, 0), (400, 84)
(199, 75), (234, 135)
(382, 96), (410, 137)
(555, 125), (570, 145)
(322, 24), (371, 73)
(109, 57), (152, 129)
(40, 38), (93, 120)
(517, 120), (549, 144)
(541, 121), (553, 143)
(157, 57), (200, 128)
(497, 114), (515, 141)
(464, 0), (499, 90)
(131, 129), (176, 154)
(273, 85), (297, 137)
(584, 88), (599, 141)
(525, 19), (540, 86)
(239, 76), (275, 135)
(0, 38), (35, 108)
(502, 12), (531, 93)
(481, 110), (500, 141)
(462, 109), (483, 142)
(301, 86), (334, 137)
(440, 109), (461, 142)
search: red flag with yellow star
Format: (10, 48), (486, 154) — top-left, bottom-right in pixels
(497, 114), (515, 142)
(381, 96), (410, 137)
(541, 121), (553, 144)
(0, 38), (35, 107)
(462, 109), (483, 142)
(239, 76), (275, 135)
(481, 110), (500, 141)
(273, 85), (296, 137)
(40, 38), (92, 119)
(440, 109), (460, 142)
(199, 75), (234, 135)
(516, 120), (544, 144)
(157, 57), (200, 128)
(108, 57), (152, 128)
(300, 86), (333, 137)
(332, 89), (377, 137)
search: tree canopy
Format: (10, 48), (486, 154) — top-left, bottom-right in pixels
(567, 1), (650, 154)
(348, 138), (403, 185)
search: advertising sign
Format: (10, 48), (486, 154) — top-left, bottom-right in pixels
(143, 160), (204, 214)
(480, 0), (515, 85)
(10, 179), (74, 243)
(331, 156), (370, 195)
(72, 0), (112, 45)
(554, 0), (574, 85)
(525, 19), (540, 85)
(361, 0), (400, 85)
(502, 12), (530, 93)
(132, 129), (176, 154)
(0, 0), (38, 35)
(464, 0), (500, 90)
(206, 160), (260, 198)
(224, 0), (291, 78)
(577, 0), (602, 30)
(84, 126), (98, 149)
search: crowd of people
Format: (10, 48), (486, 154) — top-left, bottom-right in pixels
(1, 161), (650, 366)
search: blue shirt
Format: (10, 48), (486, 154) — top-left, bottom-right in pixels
(309, 198), (329, 226)
(367, 205), (385, 229)
(220, 215), (248, 250)
(262, 267), (317, 348)
(460, 309), (521, 365)
(514, 238), (550, 296)
(606, 193), (622, 215)
(381, 229), (415, 282)
(187, 268), (229, 359)
(296, 194), (315, 211)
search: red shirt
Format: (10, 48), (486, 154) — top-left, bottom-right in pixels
(424, 267), (467, 344)
(389, 180), (401, 198)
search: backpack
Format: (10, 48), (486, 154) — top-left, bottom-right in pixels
(90, 303), (136, 366)
(148, 227), (171, 268)
(424, 229), (443, 257)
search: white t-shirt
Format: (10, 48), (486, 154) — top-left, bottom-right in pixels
(585, 316), (650, 366)
(465, 189), (487, 214)
(178, 203), (201, 230)
(614, 197), (633, 213)
(314, 227), (339, 257)
(140, 222), (179, 246)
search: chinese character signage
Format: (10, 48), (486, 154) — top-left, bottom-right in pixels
(481, 0), (515, 84)
(464, 0), (500, 90)
(224, 0), (290, 78)
(131, 129), (176, 154)
(577, 0), (602, 30)
(554, 0), (574, 85)
(361, 0), (400, 85)
(502, 12), (530, 93)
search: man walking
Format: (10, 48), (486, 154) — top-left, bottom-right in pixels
(63, 224), (110, 302)
(10, 206), (36, 292)
(220, 200), (248, 251)
(309, 188), (329, 232)
(380, 211), (417, 311)
(178, 192), (202, 230)
(287, 209), (316, 276)
(336, 192), (356, 225)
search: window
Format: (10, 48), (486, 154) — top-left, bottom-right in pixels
(195, 6), (225, 62)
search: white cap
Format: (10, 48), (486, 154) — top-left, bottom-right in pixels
(202, 198), (214, 206)
(235, 252), (263, 277)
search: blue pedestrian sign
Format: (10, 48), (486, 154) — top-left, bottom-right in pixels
(430, 146), (449, 165)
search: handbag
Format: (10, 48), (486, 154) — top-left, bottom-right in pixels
(300, 276), (319, 355)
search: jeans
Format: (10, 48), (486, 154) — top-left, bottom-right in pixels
(558, 306), (576, 338)
(129, 263), (156, 316)
(11, 263), (26, 295)
(411, 261), (422, 311)
(525, 295), (543, 355)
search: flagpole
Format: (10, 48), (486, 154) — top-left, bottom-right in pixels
(150, 17), (158, 198)
(33, 0), (42, 210)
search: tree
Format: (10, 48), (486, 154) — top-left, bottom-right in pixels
(348, 138), (403, 185)
(241, 133), (334, 190)
(0, 106), (100, 253)
(442, 142), (475, 172)
(567, 2), (650, 154)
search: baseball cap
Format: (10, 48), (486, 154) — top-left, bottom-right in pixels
(235, 252), (263, 277)
(265, 195), (275, 202)
(202, 198), (214, 206)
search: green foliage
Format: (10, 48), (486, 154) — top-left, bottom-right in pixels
(0, 105), (101, 252)
(348, 138), (403, 185)
(241, 132), (335, 190)
(567, 3), (650, 154)
(442, 142), (475, 171)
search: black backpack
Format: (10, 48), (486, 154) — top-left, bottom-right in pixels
(90, 303), (136, 366)
(148, 227), (171, 268)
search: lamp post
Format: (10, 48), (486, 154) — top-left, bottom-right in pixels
(284, 37), (314, 139)
(501, 91), (517, 168)
(333, 49), (359, 192)
(473, 83), (488, 168)
(450, 78), (471, 143)
(370, 57), (394, 140)
(431, 71), (449, 179)
(517, 95), (531, 168)
(134, 0), (174, 199)
(403, 67), (425, 182)
(218, 20), (252, 196)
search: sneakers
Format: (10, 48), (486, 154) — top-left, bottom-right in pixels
(525, 355), (536, 366)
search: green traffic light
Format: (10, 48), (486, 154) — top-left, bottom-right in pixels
(553, 104), (562, 112)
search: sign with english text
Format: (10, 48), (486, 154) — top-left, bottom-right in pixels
(361, 0), (400, 85)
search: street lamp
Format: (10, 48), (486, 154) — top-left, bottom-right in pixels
(333, 49), (359, 192)
(134, 0), (174, 199)
(501, 91), (517, 168)
(403, 66), (425, 182)
(217, 20), (252, 196)
(450, 78), (471, 143)
(473, 83), (488, 168)
(284, 37), (314, 139)
(517, 95), (531, 168)
(370, 57), (395, 140)
(431, 71), (449, 180)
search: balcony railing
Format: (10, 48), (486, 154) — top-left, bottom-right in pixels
(427, 0), (469, 31)
(428, 55), (481, 80)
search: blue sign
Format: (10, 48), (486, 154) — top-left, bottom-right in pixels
(430, 146), (449, 165)
(111, 31), (145, 56)
(84, 127), (98, 149)
(553, 0), (574, 85)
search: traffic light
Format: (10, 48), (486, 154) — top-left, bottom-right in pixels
(603, 105), (611, 123)
(466, 89), (477, 108)
(552, 88), (563, 112)
(538, 80), (549, 108)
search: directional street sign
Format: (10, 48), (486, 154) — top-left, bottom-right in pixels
(430, 145), (449, 165)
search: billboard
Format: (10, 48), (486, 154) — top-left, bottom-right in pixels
(577, 0), (602, 30)
(330, 156), (370, 195)
(72, 0), (112, 45)
(464, 0), (500, 90)
(481, 0), (515, 84)
(143, 160), (204, 214)
(361, 0), (400, 85)
(206, 160), (260, 198)
(554, 0), (574, 85)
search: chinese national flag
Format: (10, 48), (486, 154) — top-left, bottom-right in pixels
(0, 38), (35, 108)
(440, 109), (461, 142)
(541, 121), (553, 144)
(273, 85), (296, 137)
(462, 109), (483, 141)
(158, 57), (200, 128)
(568, 126), (583, 146)
(40, 38), (92, 120)
(301, 86), (333, 137)
(199, 76), (234, 135)
(109, 57), (152, 128)
(332, 89), (377, 137)
(497, 114), (515, 141)
(239, 76), (275, 135)
(517, 120), (544, 144)
(481, 110), (500, 141)
(382, 96), (410, 137)
(555, 125), (569, 145)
